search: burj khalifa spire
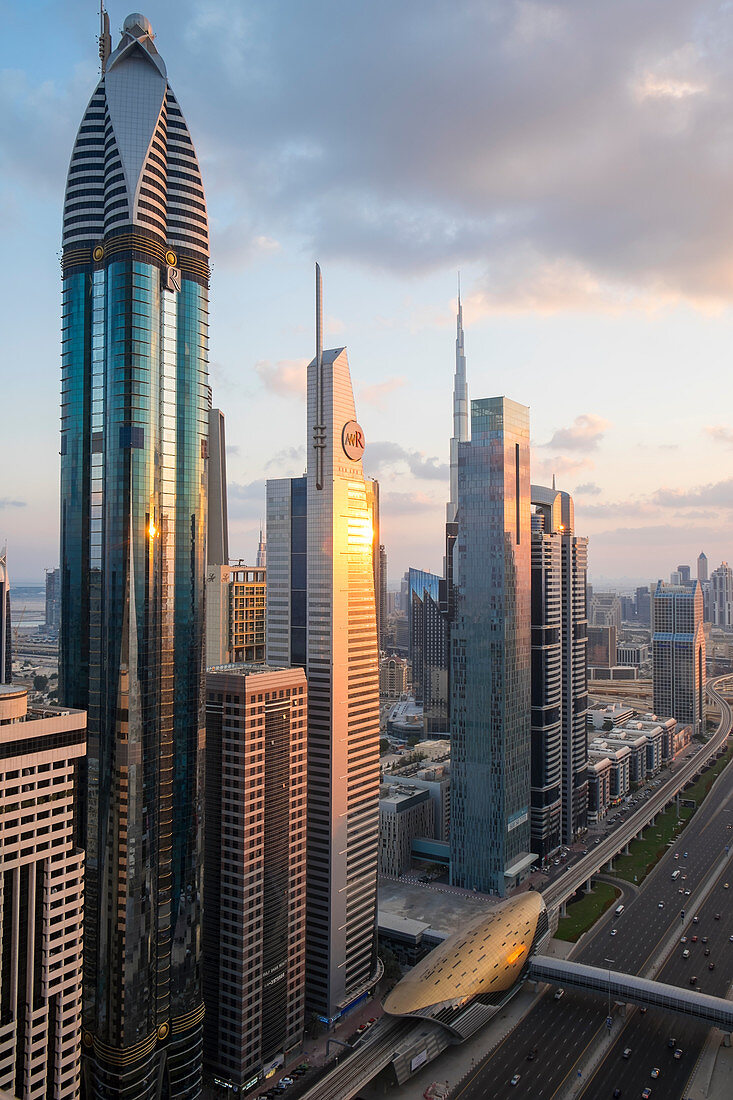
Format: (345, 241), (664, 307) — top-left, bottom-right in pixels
(447, 278), (469, 522)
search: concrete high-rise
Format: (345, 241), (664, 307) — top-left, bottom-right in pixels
(698, 551), (708, 583)
(0, 685), (86, 1098)
(45, 566), (61, 633)
(450, 397), (534, 896)
(653, 582), (705, 736)
(59, 13), (208, 1093)
(0, 549), (11, 683)
(711, 562), (733, 628)
(531, 486), (589, 849)
(266, 266), (380, 1024)
(203, 664), (306, 1091)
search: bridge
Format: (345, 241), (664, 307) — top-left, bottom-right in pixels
(529, 955), (733, 1033)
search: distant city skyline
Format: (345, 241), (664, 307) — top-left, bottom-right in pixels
(5, 2), (733, 583)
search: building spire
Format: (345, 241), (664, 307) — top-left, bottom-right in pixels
(99, 2), (111, 73)
(313, 263), (326, 490)
(447, 274), (469, 522)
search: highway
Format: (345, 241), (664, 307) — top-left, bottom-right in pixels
(451, 677), (733, 1100)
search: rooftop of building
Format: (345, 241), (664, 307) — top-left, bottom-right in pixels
(379, 784), (431, 810)
(206, 661), (295, 676)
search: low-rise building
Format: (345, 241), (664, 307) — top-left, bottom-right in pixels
(379, 785), (433, 876)
(587, 703), (636, 730)
(380, 655), (411, 698)
(382, 764), (451, 842)
(617, 642), (650, 667)
(587, 756), (612, 823)
(588, 740), (631, 800)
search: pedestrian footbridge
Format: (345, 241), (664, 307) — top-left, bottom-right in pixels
(529, 955), (733, 1033)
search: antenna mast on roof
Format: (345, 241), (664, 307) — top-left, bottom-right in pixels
(99, 2), (111, 74)
(313, 263), (325, 490)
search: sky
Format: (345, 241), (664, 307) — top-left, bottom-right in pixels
(3, 0), (733, 587)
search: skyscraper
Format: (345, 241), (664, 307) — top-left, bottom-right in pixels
(45, 566), (61, 633)
(0, 548), (11, 683)
(447, 281), (469, 525)
(203, 664), (307, 1091)
(266, 267), (380, 1024)
(378, 543), (388, 651)
(711, 562), (733, 628)
(408, 567), (449, 735)
(653, 582), (705, 737)
(450, 397), (534, 896)
(531, 486), (589, 848)
(60, 13), (209, 1094)
(698, 551), (708, 583)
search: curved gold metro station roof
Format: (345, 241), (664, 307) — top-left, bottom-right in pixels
(384, 891), (546, 1018)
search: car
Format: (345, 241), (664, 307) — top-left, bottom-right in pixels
(639, 1007), (647, 1014)
(684, 890), (691, 896)
(613, 1090), (621, 1099)
(690, 975), (698, 985)
(709, 962), (715, 970)
(674, 853), (679, 860)
(610, 928), (618, 936)
(622, 1047), (632, 1059)
(725, 883), (730, 890)
(356, 1023), (368, 1034)
(715, 913), (721, 920)
(658, 902), (664, 909)
(650, 1068), (660, 1079)
(682, 949), (690, 958)
(281, 1079), (294, 1088)
(704, 948), (711, 956)
(684, 851), (688, 857)
(554, 988), (565, 1000)
(510, 1074), (521, 1086)
(642, 1089), (652, 1099)
(681, 936), (688, 943)
(702, 936), (708, 943)
(691, 935), (698, 943)
(729, 935), (733, 943)
(667, 1038), (676, 1048)
(673, 1049), (683, 1060)
(693, 916), (699, 924)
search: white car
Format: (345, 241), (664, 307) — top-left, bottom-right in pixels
(658, 902), (664, 909)
(610, 928), (618, 936)
(510, 1074), (521, 1086)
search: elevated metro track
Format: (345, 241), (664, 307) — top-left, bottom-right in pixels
(543, 675), (733, 912)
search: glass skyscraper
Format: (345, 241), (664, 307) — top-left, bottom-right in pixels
(450, 397), (534, 896)
(653, 582), (705, 737)
(59, 14), (208, 1097)
(408, 568), (449, 735)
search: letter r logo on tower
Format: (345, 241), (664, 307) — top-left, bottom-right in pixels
(342, 421), (366, 461)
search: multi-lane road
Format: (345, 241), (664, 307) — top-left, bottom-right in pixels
(452, 678), (733, 1100)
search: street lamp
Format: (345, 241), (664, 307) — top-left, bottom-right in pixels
(604, 957), (614, 1030)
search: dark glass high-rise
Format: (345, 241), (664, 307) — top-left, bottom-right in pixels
(59, 13), (208, 1097)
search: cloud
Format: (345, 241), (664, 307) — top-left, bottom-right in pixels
(228, 479), (266, 519)
(532, 454), (593, 479)
(574, 481), (602, 496)
(359, 377), (406, 409)
(651, 477), (733, 510)
(265, 445), (306, 471)
(254, 358), (307, 397)
(542, 414), (610, 452)
(0, 499), (26, 509)
(157, 0), (733, 312)
(365, 441), (448, 480)
(380, 490), (441, 515)
(705, 425), (733, 447)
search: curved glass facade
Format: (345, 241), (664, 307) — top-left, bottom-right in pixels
(59, 17), (209, 1097)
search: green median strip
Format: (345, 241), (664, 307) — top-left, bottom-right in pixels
(555, 882), (620, 942)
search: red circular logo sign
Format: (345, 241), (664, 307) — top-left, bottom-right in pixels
(342, 420), (365, 460)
